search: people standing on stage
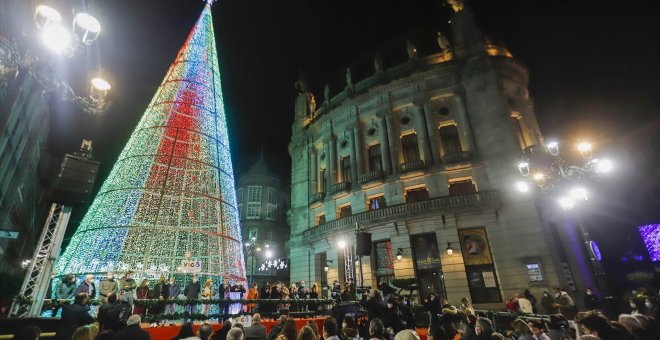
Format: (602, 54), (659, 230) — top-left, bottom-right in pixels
(184, 274), (201, 317)
(119, 271), (137, 306)
(309, 282), (319, 312)
(149, 276), (167, 326)
(165, 277), (180, 316)
(247, 282), (259, 313)
(202, 278), (214, 316)
(223, 281), (232, 315)
(53, 274), (77, 316)
(99, 272), (118, 304)
(76, 274), (96, 307)
(133, 279), (150, 316)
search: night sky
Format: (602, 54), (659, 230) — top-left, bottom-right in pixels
(43, 0), (659, 278)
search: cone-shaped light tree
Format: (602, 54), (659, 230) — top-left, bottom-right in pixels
(55, 3), (246, 284)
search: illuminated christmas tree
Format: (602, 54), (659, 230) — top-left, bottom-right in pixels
(55, 3), (246, 283)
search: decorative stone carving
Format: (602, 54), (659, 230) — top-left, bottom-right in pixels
(437, 32), (451, 54)
(447, 0), (464, 13)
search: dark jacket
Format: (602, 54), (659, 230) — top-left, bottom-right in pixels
(360, 295), (387, 322)
(267, 323), (285, 340)
(212, 326), (231, 340)
(76, 281), (97, 298)
(55, 280), (76, 299)
(167, 283), (180, 299)
(184, 281), (201, 299)
(398, 303), (416, 329)
(383, 305), (404, 333)
(424, 298), (441, 316)
(56, 302), (94, 340)
(112, 324), (151, 340)
(584, 294), (601, 310)
(153, 282), (168, 299)
(244, 323), (268, 340)
(104, 301), (132, 331)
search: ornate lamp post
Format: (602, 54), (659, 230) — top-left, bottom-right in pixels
(515, 140), (613, 295)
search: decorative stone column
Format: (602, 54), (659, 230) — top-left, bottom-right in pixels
(329, 133), (337, 185)
(349, 131), (358, 184)
(384, 114), (399, 173)
(422, 102), (441, 165)
(454, 94), (477, 155)
(414, 103), (432, 165)
(353, 126), (363, 178)
(324, 140), (331, 191)
(310, 147), (317, 193)
(378, 114), (392, 175)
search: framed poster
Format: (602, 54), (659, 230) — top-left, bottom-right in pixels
(458, 227), (493, 265)
(411, 233), (441, 269)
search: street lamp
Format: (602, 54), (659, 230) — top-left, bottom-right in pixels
(396, 248), (403, 261)
(244, 240), (263, 285)
(0, 4), (111, 115)
(445, 242), (454, 256)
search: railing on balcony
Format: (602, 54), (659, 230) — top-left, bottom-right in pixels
(330, 182), (351, 195)
(398, 159), (425, 173)
(302, 190), (499, 239)
(442, 151), (473, 165)
(359, 171), (385, 184)
(309, 192), (326, 205)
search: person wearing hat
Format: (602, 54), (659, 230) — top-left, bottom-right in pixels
(202, 278), (215, 316)
(119, 271), (137, 306)
(112, 314), (151, 340)
(184, 274), (201, 318)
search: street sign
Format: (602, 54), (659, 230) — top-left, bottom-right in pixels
(181, 259), (202, 273)
(0, 230), (19, 239)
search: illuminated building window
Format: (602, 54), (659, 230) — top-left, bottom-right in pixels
(315, 213), (326, 226)
(369, 195), (386, 210)
(266, 188), (277, 220)
(246, 185), (262, 219)
(439, 124), (462, 154)
(448, 177), (476, 195)
(338, 204), (352, 218)
(368, 144), (382, 172)
(525, 263), (544, 282)
(405, 187), (429, 203)
(401, 133), (420, 162)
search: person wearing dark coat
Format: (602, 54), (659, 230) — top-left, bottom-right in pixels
(184, 275), (201, 317)
(584, 288), (601, 311)
(76, 274), (97, 299)
(165, 278), (180, 316)
(98, 293), (117, 331)
(397, 296), (416, 329)
(53, 274), (77, 316)
(540, 291), (555, 314)
(383, 298), (404, 333)
(56, 293), (94, 340)
(244, 313), (268, 340)
(523, 289), (538, 314)
(360, 289), (387, 322)
(112, 315), (151, 340)
(212, 320), (233, 340)
(423, 293), (441, 316)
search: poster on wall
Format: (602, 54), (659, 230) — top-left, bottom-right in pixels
(411, 233), (441, 269)
(458, 227), (493, 265)
(482, 271), (496, 288)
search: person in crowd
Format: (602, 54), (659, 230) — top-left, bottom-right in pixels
(369, 318), (385, 340)
(378, 281), (396, 297)
(247, 283), (259, 313)
(290, 283), (299, 300)
(276, 319), (299, 340)
(99, 272), (119, 304)
(197, 323), (214, 340)
(184, 274), (201, 317)
(439, 299), (460, 339)
(53, 274), (77, 315)
(342, 316), (359, 339)
(322, 317), (339, 340)
(547, 314), (570, 340)
(460, 296), (475, 316)
(628, 298), (642, 315)
(471, 317), (507, 340)
(97, 292), (117, 330)
(505, 296), (519, 314)
(309, 282), (319, 312)
(228, 328), (245, 340)
(528, 320), (550, 340)
(134, 279), (150, 316)
(212, 320), (233, 340)
(172, 322), (195, 340)
(224, 281), (232, 315)
(13, 325), (41, 340)
(552, 288), (577, 320)
(76, 275), (96, 302)
(119, 271), (137, 306)
(618, 314), (650, 340)
(105, 291), (133, 331)
(523, 290), (538, 314)
(71, 324), (98, 340)
(515, 292), (534, 314)
(609, 321), (638, 340)
(383, 297), (404, 333)
(149, 276), (168, 326)
(509, 319), (534, 340)
(271, 283), (282, 299)
(361, 289), (387, 322)
(267, 315), (288, 340)
(393, 330), (419, 340)
(201, 278), (214, 316)
(165, 277), (180, 317)
(297, 326), (317, 340)
(644, 298), (658, 318)
(56, 293), (94, 340)
(576, 311), (617, 340)
(461, 314), (478, 340)
(583, 288), (601, 311)
(306, 320), (320, 340)
(244, 313), (267, 340)
(259, 283), (271, 314)
(331, 281), (341, 300)
(423, 293), (441, 316)
(427, 312), (446, 340)
(397, 296), (416, 329)
(299, 280), (309, 299)
(540, 291), (554, 315)
(112, 314), (150, 340)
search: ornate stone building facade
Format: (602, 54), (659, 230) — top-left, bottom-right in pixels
(288, 4), (574, 308)
(236, 157), (290, 284)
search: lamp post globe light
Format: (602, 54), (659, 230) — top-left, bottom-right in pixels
(514, 139), (613, 295)
(0, 4), (112, 115)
